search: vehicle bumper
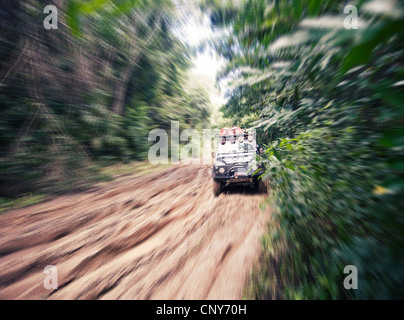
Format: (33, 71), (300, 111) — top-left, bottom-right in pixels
(212, 170), (264, 186)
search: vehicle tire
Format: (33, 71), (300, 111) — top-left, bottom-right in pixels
(255, 179), (267, 194)
(259, 180), (268, 194)
(213, 179), (222, 196)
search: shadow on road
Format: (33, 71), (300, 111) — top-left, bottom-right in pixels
(221, 185), (267, 196)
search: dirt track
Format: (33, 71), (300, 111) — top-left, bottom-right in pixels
(0, 163), (270, 299)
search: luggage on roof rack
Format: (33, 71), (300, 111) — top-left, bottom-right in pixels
(219, 126), (244, 136)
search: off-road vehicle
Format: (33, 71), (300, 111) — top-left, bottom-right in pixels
(212, 127), (266, 196)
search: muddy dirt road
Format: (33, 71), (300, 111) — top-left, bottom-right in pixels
(0, 163), (270, 299)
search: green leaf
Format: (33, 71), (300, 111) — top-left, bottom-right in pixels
(285, 164), (295, 170)
(308, 0), (322, 16)
(66, 0), (82, 37)
(80, 0), (110, 14)
(292, 0), (303, 20)
(386, 159), (404, 171)
(111, 0), (145, 16)
(380, 129), (404, 147)
(285, 143), (293, 150)
(371, 83), (404, 110)
(280, 138), (288, 147)
(273, 150), (282, 161)
(343, 19), (404, 72)
(382, 178), (404, 194)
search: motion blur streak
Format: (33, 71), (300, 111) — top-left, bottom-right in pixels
(1, 0), (404, 301)
(0, 0), (212, 197)
(207, 0), (404, 300)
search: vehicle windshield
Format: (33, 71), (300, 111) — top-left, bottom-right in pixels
(217, 139), (256, 155)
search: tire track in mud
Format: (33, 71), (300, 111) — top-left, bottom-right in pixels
(0, 163), (271, 299)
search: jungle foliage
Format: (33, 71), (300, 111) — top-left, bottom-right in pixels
(0, 0), (211, 197)
(205, 0), (404, 299)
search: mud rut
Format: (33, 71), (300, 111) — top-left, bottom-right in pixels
(0, 163), (270, 299)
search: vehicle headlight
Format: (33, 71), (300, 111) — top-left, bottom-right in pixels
(219, 167), (225, 174)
